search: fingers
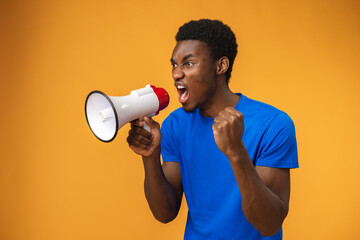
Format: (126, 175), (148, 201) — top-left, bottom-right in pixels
(213, 108), (244, 137)
(214, 107), (243, 123)
(127, 130), (153, 149)
(212, 121), (222, 132)
(131, 118), (144, 128)
(127, 122), (154, 149)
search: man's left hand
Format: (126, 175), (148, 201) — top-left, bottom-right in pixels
(212, 107), (245, 158)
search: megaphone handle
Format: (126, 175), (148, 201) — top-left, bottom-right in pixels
(142, 121), (151, 132)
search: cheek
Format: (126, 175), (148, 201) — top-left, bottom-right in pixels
(189, 68), (214, 85)
(186, 64), (216, 92)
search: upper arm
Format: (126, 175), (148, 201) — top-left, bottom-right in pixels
(256, 166), (290, 216)
(253, 113), (297, 216)
(162, 161), (183, 206)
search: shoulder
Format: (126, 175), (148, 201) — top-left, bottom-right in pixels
(239, 94), (296, 146)
(239, 94), (294, 127)
(239, 95), (298, 168)
(240, 94), (283, 115)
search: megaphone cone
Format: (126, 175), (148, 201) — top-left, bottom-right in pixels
(85, 84), (169, 142)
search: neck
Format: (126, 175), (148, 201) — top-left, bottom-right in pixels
(199, 80), (240, 118)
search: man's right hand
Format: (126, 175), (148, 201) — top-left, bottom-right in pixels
(127, 116), (161, 158)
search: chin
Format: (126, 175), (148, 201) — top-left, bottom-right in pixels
(181, 103), (197, 112)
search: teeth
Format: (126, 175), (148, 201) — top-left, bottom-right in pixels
(176, 84), (188, 102)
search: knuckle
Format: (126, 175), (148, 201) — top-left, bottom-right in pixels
(239, 114), (244, 120)
(135, 135), (143, 142)
(127, 137), (135, 146)
(223, 118), (230, 125)
(218, 111), (224, 117)
(128, 130), (134, 139)
(147, 132), (153, 139)
(132, 139), (140, 146)
(236, 111), (243, 118)
(134, 127), (143, 134)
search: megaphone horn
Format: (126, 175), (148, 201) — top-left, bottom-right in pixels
(85, 84), (169, 142)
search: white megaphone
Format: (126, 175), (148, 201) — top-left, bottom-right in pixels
(85, 84), (169, 142)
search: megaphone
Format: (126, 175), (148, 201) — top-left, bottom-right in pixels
(85, 84), (169, 142)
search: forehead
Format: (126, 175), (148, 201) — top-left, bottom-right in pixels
(171, 40), (211, 61)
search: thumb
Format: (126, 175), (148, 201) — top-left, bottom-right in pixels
(143, 116), (159, 129)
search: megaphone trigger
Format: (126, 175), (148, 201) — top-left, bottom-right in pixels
(142, 120), (151, 132)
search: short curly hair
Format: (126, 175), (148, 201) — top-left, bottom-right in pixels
(175, 19), (238, 83)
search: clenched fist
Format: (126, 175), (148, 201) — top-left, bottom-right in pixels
(212, 107), (245, 158)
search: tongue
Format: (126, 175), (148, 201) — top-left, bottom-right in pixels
(179, 89), (189, 103)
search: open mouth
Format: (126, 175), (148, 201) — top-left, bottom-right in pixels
(176, 85), (189, 103)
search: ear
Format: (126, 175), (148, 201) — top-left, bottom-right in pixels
(216, 56), (230, 76)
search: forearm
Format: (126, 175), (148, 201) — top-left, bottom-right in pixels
(142, 154), (180, 223)
(228, 144), (288, 236)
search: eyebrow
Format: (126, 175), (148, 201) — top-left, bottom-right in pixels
(170, 54), (196, 64)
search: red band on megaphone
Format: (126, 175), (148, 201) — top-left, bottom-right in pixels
(150, 85), (170, 113)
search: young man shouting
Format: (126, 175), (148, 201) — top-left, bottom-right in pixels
(127, 19), (298, 240)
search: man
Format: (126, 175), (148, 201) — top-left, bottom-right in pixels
(127, 19), (298, 240)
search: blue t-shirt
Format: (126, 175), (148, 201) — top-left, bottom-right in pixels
(161, 94), (298, 240)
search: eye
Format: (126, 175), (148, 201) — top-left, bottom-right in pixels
(171, 62), (178, 68)
(185, 62), (194, 67)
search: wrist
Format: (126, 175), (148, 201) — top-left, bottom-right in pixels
(226, 141), (248, 163)
(142, 146), (161, 163)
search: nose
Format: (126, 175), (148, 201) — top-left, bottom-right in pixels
(172, 66), (184, 81)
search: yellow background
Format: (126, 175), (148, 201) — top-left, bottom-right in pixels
(1, 0), (359, 239)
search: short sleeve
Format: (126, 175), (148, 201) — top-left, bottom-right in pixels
(160, 116), (180, 163)
(255, 112), (299, 168)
